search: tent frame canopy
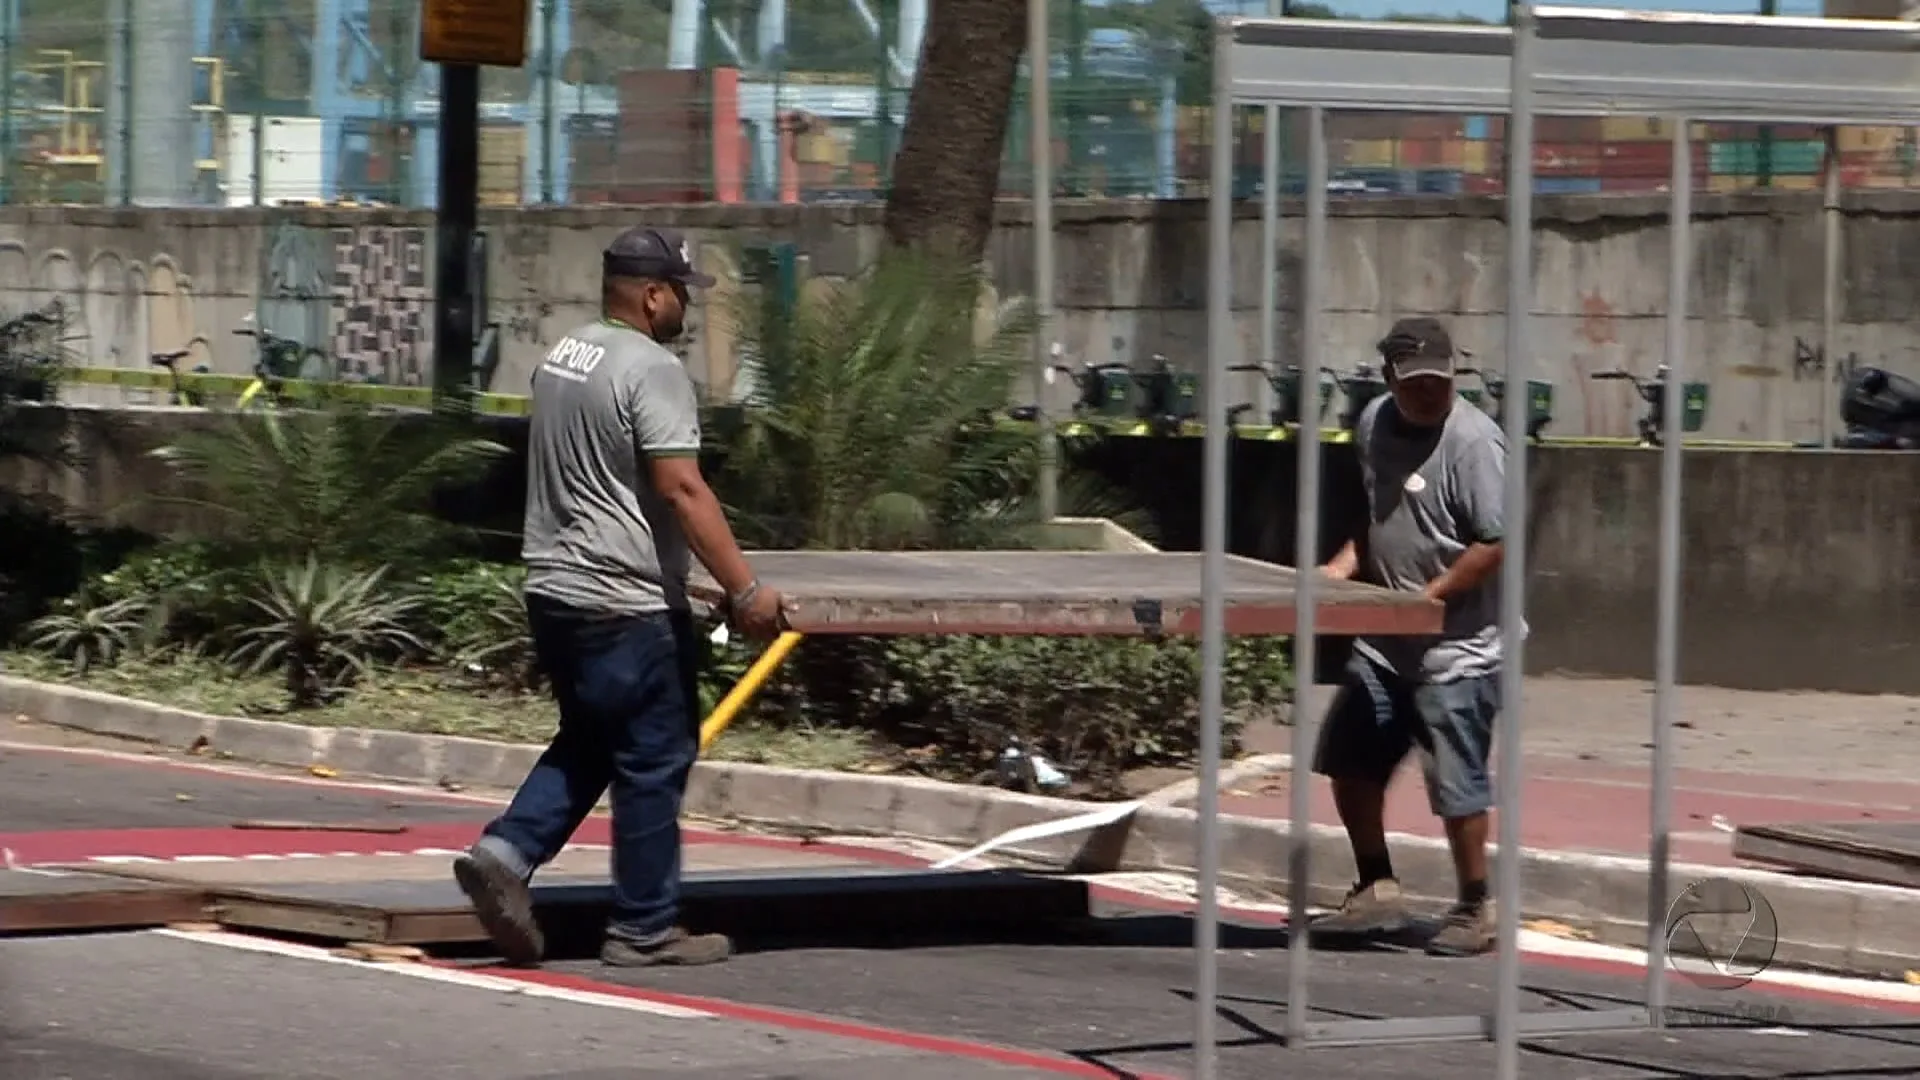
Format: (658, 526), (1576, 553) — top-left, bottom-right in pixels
(1192, 7), (1919, 1079)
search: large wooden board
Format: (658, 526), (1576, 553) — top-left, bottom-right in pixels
(0, 869), (207, 934)
(199, 866), (1091, 947)
(692, 551), (1441, 637)
(1733, 821), (1920, 888)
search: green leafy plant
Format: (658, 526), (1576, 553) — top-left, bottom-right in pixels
(867, 634), (1289, 795)
(714, 251), (1039, 550)
(87, 540), (250, 648)
(147, 402), (509, 569)
(227, 556), (425, 709)
(25, 594), (154, 674)
(447, 568), (541, 692)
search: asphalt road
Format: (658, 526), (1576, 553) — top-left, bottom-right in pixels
(0, 931), (1052, 1079)
(5, 725), (1919, 1079)
(0, 733), (489, 833)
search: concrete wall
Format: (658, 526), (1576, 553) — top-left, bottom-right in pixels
(6, 193), (1920, 440)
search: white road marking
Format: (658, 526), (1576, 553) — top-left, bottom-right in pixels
(151, 927), (715, 1020)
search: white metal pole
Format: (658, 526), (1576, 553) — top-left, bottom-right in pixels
(1283, 103), (1326, 1049)
(1820, 129), (1841, 448)
(1258, 0), (1283, 421)
(1493, 8), (1536, 1079)
(1194, 22), (1236, 1080)
(1645, 111), (1691, 1029)
(1030, 0), (1059, 520)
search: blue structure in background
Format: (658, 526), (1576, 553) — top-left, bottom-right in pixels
(190, 0), (596, 205)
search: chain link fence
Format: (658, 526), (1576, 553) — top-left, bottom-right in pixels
(0, 0), (1912, 207)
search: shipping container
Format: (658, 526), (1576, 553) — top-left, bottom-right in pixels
(1396, 138), (1439, 168)
(1338, 138), (1396, 168)
(1400, 115), (1466, 142)
(1708, 139), (1826, 176)
(1537, 116), (1602, 142)
(1533, 142), (1600, 175)
(1326, 111), (1408, 142)
(1416, 169), (1464, 195)
(1600, 175), (1664, 192)
(1535, 176), (1603, 195)
(1838, 126), (1903, 154)
(1462, 140), (1492, 175)
(1765, 174), (1821, 191)
(479, 125), (524, 206)
(1463, 115), (1493, 141)
(1865, 172), (1915, 188)
(1708, 174), (1752, 193)
(1841, 165), (1873, 188)
(1601, 116), (1674, 142)
(1464, 174), (1503, 195)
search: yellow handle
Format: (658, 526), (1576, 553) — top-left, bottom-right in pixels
(699, 630), (803, 753)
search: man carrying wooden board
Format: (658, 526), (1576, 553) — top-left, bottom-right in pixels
(453, 227), (785, 968)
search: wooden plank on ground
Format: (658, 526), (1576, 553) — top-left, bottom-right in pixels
(1732, 821), (1920, 888)
(0, 869), (208, 934)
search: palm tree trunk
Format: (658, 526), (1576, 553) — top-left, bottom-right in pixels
(882, 0), (1027, 263)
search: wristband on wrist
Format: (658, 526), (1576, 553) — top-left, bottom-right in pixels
(727, 578), (761, 616)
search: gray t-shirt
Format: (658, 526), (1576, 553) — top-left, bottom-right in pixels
(1350, 394), (1510, 684)
(521, 320), (701, 615)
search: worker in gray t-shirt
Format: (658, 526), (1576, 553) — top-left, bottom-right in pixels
(453, 226), (785, 971)
(1308, 316), (1508, 958)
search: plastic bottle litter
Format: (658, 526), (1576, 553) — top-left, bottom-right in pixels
(998, 745), (1070, 791)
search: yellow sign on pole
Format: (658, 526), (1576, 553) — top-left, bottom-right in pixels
(420, 0), (531, 68)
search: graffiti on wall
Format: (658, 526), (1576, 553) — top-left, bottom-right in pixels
(256, 221), (434, 386)
(0, 243), (208, 369)
(331, 226), (430, 385)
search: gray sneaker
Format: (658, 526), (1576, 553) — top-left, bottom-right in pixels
(1424, 900), (1497, 957)
(453, 846), (544, 967)
(601, 927), (733, 968)
(1308, 878), (1413, 939)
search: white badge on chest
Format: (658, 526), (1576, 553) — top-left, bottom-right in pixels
(1404, 472), (1428, 494)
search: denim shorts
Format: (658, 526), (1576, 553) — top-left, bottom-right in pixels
(1310, 650), (1499, 819)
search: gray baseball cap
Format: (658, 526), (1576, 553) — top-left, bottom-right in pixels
(1377, 316), (1457, 380)
(602, 226), (715, 288)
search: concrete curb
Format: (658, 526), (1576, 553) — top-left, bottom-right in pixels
(5, 674), (1915, 982)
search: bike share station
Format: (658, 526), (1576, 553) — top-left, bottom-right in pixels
(1186, 6), (1920, 1077)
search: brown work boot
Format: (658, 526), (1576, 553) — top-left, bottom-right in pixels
(601, 926), (733, 968)
(452, 846), (544, 967)
(1425, 899), (1497, 957)
(1308, 878), (1413, 939)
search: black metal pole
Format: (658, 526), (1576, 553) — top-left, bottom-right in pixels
(434, 63), (481, 411)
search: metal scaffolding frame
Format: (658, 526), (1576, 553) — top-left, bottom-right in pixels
(1195, 7), (1920, 1078)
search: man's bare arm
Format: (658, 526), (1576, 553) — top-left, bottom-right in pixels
(649, 456), (757, 597)
(1323, 539), (1362, 580)
(1424, 541), (1502, 603)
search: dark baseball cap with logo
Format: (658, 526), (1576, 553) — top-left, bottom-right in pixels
(602, 226), (715, 288)
(1377, 316), (1457, 380)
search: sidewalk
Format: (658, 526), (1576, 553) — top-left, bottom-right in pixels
(1228, 675), (1920, 869)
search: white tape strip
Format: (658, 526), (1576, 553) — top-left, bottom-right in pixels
(931, 800), (1141, 870)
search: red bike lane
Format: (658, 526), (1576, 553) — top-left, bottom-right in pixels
(1219, 754), (1920, 867)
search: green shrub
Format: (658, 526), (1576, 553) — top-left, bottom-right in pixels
(146, 403), (509, 570)
(24, 594), (156, 674)
(227, 556), (425, 709)
(417, 560), (540, 690)
(88, 540), (250, 647)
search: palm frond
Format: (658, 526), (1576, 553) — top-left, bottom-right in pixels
(147, 403), (508, 567)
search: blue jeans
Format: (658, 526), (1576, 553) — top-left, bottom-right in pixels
(477, 596), (701, 944)
(1311, 650), (1499, 819)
